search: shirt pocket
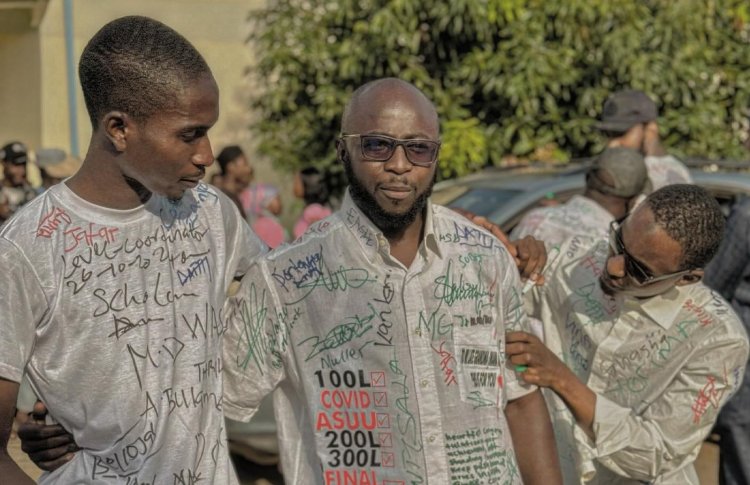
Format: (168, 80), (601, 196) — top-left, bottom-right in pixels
(450, 312), (506, 410)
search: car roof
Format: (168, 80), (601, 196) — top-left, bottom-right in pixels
(433, 164), (750, 230)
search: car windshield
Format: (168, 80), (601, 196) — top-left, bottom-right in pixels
(444, 188), (523, 217)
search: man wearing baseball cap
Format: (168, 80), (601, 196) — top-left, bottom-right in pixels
(0, 141), (35, 225)
(596, 89), (692, 190)
(511, 147), (650, 249)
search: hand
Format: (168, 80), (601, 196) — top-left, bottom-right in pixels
(512, 236), (547, 285)
(642, 121), (666, 156)
(17, 401), (78, 472)
(466, 213), (518, 260)
(506, 331), (571, 390)
(506, 331), (598, 438)
(452, 208), (547, 284)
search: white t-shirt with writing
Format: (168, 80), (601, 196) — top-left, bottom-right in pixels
(0, 182), (263, 484)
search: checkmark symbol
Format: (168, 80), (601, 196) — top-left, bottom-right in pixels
(370, 371), (386, 387)
(381, 451), (395, 467)
(378, 432), (393, 447)
(376, 413), (391, 428)
(373, 391), (388, 407)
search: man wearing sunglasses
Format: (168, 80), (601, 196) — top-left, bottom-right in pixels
(222, 78), (562, 485)
(507, 184), (749, 484)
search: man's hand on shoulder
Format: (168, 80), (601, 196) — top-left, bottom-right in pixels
(450, 208), (549, 285)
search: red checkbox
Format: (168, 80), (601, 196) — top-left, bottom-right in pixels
(370, 371), (386, 387)
(378, 432), (393, 447)
(373, 391), (388, 407)
(381, 451), (395, 467)
(383, 481), (405, 485)
(376, 413), (391, 428)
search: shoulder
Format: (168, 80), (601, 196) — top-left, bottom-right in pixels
(685, 284), (748, 339)
(431, 204), (515, 262)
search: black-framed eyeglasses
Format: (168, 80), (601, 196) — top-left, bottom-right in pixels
(608, 218), (694, 285)
(340, 134), (441, 167)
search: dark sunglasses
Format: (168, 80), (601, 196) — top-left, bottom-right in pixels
(608, 218), (693, 285)
(340, 134), (440, 167)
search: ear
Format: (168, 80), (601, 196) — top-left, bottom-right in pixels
(102, 111), (132, 153)
(675, 269), (703, 287)
(335, 139), (349, 164)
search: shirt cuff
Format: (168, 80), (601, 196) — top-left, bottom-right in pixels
(571, 394), (632, 481)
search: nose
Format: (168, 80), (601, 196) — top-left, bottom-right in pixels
(193, 137), (214, 168)
(606, 255), (627, 279)
(383, 145), (412, 174)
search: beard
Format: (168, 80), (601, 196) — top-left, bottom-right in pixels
(344, 159), (435, 237)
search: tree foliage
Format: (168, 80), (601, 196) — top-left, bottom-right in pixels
(247, 0), (750, 179)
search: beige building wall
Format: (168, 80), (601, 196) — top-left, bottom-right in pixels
(0, 29), (41, 148)
(2, 0), (298, 225)
(38, 0), (264, 161)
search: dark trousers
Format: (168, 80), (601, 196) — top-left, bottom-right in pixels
(716, 415), (750, 485)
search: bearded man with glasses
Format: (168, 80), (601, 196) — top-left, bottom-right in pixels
(507, 184), (749, 484)
(221, 77), (562, 485)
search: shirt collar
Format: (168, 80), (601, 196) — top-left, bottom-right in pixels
(339, 190), (442, 262)
(621, 283), (693, 329)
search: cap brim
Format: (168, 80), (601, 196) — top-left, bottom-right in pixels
(594, 120), (637, 133)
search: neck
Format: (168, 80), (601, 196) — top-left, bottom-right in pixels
(382, 209), (426, 268)
(584, 190), (626, 219)
(66, 142), (151, 209)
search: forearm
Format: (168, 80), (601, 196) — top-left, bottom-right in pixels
(551, 369), (597, 440)
(0, 379), (34, 484)
(505, 389), (562, 485)
(0, 452), (35, 485)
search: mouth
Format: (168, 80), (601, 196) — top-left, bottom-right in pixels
(379, 184), (412, 201)
(180, 173), (204, 187)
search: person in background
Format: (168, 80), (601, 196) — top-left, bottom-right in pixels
(292, 166), (332, 239)
(703, 196), (750, 485)
(223, 77), (562, 485)
(510, 184), (748, 484)
(215, 144), (286, 248)
(0, 141), (36, 225)
(0, 15), (264, 484)
(511, 147), (649, 249)
(595, 89), (692, 190)
(215, 144), (253, 200)
(34, 148), (82, 191)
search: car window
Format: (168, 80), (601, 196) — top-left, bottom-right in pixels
(445, 188), (523, 218)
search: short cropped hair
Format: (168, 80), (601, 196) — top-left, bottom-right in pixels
(645, 184), (725, 270)
(79, 15), (211, 128)
(216, 145), (245, 175)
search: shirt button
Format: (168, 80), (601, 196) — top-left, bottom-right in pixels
(428, 435), (436, 443)
(420, 379), (429, 388)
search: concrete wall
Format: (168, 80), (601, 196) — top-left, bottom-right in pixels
(38, 0), (264, 161)
(0, 30), (41, 148)
(1, 0), (299, 225)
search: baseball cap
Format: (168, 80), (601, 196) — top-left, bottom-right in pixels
(35, 148), (81, 179)
(587, 147), (650, 198)
(594, 90), (658, 133)
(0, 141), (28, 165)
